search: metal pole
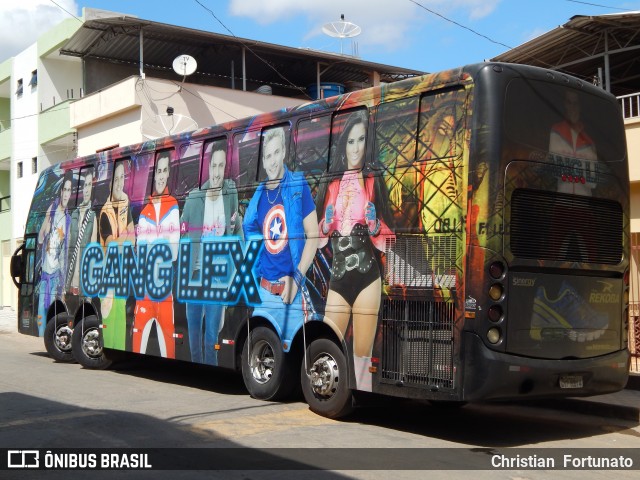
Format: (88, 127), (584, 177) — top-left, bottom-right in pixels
(242, 47), (246, 91)
(317, 62), (321, 100)
(604, 30), (611, 93)
(139, 28), (144, 78)
(231, 60), (235, 90)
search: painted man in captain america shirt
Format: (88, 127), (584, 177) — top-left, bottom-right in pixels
(243, 126), (318, 347)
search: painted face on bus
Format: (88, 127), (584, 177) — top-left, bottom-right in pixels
(208, 149), (226, 190)
(60, 179), (72, 209)
(346, 122), (366, 170)
(564, 91), (581, 127)
(154, 155), (170, 196)
(81, 172), (94, 207)
(112, 163), (126, 201)
(431, 114), (455, 158)
(262, 135), (286, 183)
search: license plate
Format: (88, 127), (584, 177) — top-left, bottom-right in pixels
(559, 375), (583, 389)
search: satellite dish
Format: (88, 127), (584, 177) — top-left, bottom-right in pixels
(172, 54), (198, 77)
(172, 54), (198, 92)
(140, 113), (198, 140)
(322, 14), (361, 55)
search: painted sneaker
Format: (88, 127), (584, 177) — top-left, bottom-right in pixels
(530, 281), (609, 342)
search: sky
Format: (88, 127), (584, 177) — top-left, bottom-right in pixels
(2, 0), (640, 73)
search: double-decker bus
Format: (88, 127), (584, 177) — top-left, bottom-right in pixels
(11, 62), (630, 418)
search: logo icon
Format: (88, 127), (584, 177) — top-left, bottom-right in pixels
(8, 450), (39, 468)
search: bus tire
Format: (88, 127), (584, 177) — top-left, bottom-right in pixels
(43, 313), (75, 363)
(241, 326), (295, 401)
(301, 338), (354, 419)
(71, 315), (113, 370)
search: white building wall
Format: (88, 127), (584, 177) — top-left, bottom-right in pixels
(11, 43), (39, 239)
(39, 56), (83, 111)
(72, 76), (304, 156)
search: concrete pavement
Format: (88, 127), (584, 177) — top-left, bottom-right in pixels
(1, 305), (637, 421)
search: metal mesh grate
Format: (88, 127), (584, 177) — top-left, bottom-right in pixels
(381, 299), (455, 388)
(510, 189), (623, 265)
(385, 234), (457, 289)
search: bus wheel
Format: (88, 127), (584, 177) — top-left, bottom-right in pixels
(43, 313), (75, 363)
(241, 326), (295, 401)
(71, 316), (112, 370)
(301, 338), (353, 419)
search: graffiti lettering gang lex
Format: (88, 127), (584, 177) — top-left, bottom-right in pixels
(80, 238), (261, 304)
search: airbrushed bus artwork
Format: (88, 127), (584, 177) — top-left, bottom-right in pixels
(12, 63), (630, 418)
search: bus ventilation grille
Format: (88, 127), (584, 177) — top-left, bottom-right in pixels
(510, 189), (623, 265)
(384, 234), (457, 289)
(380, 299), (455, 389)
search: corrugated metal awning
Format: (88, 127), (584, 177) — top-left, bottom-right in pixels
(492, 11), (640, 96)
(60, 14), (425, 96)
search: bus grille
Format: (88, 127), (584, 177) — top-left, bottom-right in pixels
(384, 235), (457, 289)
(380, 300), (455, 389)
(510, 189), (623, 264)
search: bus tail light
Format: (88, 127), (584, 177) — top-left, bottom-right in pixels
(488, 305), (503, 322)
(489, 261), (505, 279)
(487, 328), (501, 344)
(489, 284), (503, 301)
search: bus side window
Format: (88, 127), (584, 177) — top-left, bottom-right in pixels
(24, 235), (37, 287)
(176, 142), (203, 196)
(128, 153), (153, 203)
(417, 90), (460, 162)
(111, 158), (133, 202)
(374, 97), (420, 230)
(294, 115), (330, 191)
(375, 96), (419, 170)
(233, 130), (260, 189)
(148, 149), (176, 197)
(329, 108), (369, 174)
(258, 124), (292, 183)
(75, 166), (95, 207)
(200, 138), (231, 190)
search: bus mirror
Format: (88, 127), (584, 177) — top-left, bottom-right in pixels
(10, 244), (25, 288)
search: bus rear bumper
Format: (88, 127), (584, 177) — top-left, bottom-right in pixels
(461, 332), (630, 402)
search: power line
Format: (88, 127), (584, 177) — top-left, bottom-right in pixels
(48, 0), (83, 22)
(407, 0), (513, 52)
(407, 0), (606, 82)
(566, 0), (630, 10)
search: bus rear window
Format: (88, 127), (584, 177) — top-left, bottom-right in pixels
(504, 79), (625, 163)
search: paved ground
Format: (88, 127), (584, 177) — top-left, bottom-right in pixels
(1, 306), (638, 422)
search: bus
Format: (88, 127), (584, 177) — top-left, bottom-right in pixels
(11, 62), (630, 418)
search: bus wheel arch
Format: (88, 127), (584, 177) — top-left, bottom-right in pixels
(43, 313), (75, 363)
(71, 315), (113, 370)
(241, 321), (296, 401)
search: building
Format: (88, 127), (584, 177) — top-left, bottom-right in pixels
(0, 8), (423, 309)
(0, 16), (84, 309)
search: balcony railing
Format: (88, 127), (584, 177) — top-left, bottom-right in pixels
(618, 92), (640, 120)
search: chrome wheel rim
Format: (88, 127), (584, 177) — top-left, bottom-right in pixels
(54, 325), (73, 352)
(309, 353), (339, 397)
(249, 339), (275, 384)
(82, 328), (103, 358)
